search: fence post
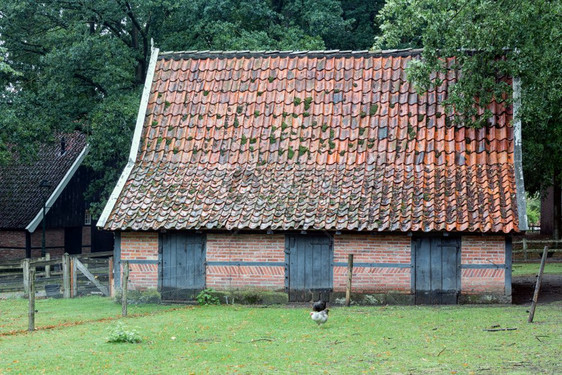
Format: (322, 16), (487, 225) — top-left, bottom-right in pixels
(122, 261), (129, 317)
(71, 257), (78, 297)
(108, 257), (114, 297)
(345, 254), (354, 307)
(522, 238), (528, 261)
(528, 246), (549, 323)
(22, 258), (30, 296)
(62, 253), (71, 298)
(28, 267), (36, 332)
(45, 252), (51, 278)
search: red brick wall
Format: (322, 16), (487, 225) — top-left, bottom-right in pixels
(30, 229), (65, 258)
(333, 235), (411, 293)
(0, 229), (67, 261)
(206, 234), (285, 290)
(0, 230), (26, 261)
(82, 226), (92, 254)
(117, 231), (508, 299)
(461, 236), (506, 294)
(121, 232), (159, 261)
(120, 232), (159, 290)
(127, 263), (159, 290)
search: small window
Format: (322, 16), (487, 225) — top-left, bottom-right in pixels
(84, 210), (92, 226)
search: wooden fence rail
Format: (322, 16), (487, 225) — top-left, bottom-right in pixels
(0, 252), (113, 298)
(512, 239), (561, 260)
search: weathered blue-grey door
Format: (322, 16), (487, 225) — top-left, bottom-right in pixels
(160, 233), (206, 301)
(414, 237), (461, 304)
(286, 235), (333, 302)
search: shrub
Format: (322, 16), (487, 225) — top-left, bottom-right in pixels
(196, 289), (220, 305)
(106, 322), (142, 343)
(113, 289), (161, 305)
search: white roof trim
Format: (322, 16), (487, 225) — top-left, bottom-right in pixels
(26, 144), (91, 233)
(97, 45), (160, 228)
(513, 77), (528, 231)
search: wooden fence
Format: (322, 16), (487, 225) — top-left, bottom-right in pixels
(513, 239), (562, 261)
(0, 252), (113, 298)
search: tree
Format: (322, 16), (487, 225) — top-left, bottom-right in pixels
(376, 0), (562, 237)
(1, 0), (376, 215)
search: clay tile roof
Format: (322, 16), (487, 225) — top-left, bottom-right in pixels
(102, 49), (521, 233)
(0, 132), (88, 230)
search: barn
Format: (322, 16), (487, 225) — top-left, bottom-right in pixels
(98, 48), (527, 304)
(0, 132), (113, 262)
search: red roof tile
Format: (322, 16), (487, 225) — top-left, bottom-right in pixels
(103, 50), (520, 233)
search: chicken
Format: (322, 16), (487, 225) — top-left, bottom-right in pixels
(310, 309), (329, 326)
(312, 300), (327, 312)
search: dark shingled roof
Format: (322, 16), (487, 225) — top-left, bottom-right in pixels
(0, 132), (88, 230)
(102, 50), (519, 233)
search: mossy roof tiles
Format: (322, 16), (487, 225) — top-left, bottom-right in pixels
(103, 50), (519, 233)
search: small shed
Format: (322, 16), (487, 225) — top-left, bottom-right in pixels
(0, 132), (113, 261)
(98, 48), (527, 304)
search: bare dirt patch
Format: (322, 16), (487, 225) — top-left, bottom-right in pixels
(512, 274), (562, 305)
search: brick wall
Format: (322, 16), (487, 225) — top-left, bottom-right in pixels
(117, 231), (508, 300)
(461, 236), (506, 294)
(30, 229), (65, 258)
(0, 229), (67, 261)
(333, 234), (411, 293)
(120, 232), (159, 290)
(0, 230), (26, 261)
(127, 263), (159, 290)
(82, 226), (92, 254)
(206, 234), (285, 290)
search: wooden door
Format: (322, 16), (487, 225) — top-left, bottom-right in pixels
(160, 233), (206, 301)
(286, 235), (333, 302)
(414, 237), (460, 305)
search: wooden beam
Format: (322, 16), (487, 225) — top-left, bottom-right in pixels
(108, 257), (114, 297)
(528, 246), (549, 323)
(345, 254), (353, 307)
(22, 259), (30, 296)
(71, 257), (77, 297)
(62, 253), (71, 298)
(28, 267), (35, 332)
(74, 258), (109, 296)
(122, 261), (129, 317)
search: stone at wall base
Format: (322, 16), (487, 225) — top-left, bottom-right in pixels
(329, 292), (414, 305)
(210, 289), (289, 305)
(458, 293), (511, 304)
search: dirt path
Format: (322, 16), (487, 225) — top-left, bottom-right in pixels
(512, 274), (562, 305)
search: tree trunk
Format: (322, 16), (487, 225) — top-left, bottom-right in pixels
(553, 169), (561, 240)
(131, 25), (146, 84)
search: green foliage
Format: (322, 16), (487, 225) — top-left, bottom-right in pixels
(376, 0), (562, 198)
(303, 97), (313, 111)
(196, 289), (220, 306)
(287, 146), (295, 159)
(106, 322), (142, 344)
(526, 192), (541, 226)
(0, 0), (382, 214)
(113, 289), (161, 305)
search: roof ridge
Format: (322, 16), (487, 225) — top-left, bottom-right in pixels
(158, 48), (423, 60)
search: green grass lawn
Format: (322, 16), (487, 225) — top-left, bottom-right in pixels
(0, 297), (561, 374)
(512, 262), (562, 277)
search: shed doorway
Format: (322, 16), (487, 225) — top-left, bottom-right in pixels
(286, 234), (333, 302)
(64, 226), (82, 254)
(413, 237), (461, 305)
(160, 233), (206, 301)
